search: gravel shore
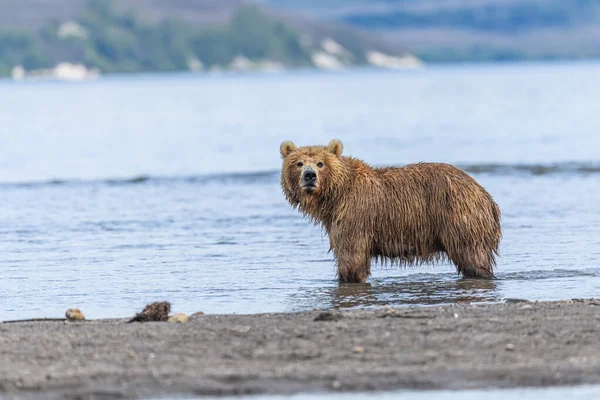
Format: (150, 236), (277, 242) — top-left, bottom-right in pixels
(1, 299), (600, 399)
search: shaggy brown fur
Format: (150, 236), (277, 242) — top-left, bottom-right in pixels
(280, 139), (502, 283)
(128, 301), (171, 323)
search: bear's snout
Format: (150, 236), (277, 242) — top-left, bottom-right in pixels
(301, 166), (318, 191)
(303, 168), (317, 182)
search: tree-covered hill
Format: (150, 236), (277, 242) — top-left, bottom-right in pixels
(0, 0), (413, 78)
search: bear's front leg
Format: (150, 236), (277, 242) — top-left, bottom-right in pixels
(334, 238), (371, 284)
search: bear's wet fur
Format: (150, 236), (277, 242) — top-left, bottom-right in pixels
(280, 139), (502, 283)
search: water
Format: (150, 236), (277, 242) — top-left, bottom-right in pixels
(197, 384), (600, 400)
(1, 62), (600, 321)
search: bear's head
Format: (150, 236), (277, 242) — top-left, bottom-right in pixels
(280, 139), (345, 208)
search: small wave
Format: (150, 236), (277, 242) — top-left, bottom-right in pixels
(459, 162), (600, 176)
(2, 161), (600, 188)
(185, 170), (278, 185)
(499, 268), (600, 280)
(105, 175), (152, 185)
(0, 170), (280, 189)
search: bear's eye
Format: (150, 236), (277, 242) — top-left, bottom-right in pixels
(296, 162), (303, 167)
(317, 162), (324, 168)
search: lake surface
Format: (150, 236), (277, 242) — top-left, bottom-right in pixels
(200, 384), (600, 400)
(1, 62), (600, 321)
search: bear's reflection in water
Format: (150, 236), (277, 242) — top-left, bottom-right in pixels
(293, 276), (500, 310)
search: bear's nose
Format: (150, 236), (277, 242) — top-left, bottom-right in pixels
(303, 169), (317, 182)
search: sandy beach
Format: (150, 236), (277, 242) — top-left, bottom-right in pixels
(1, 299), (600, 399)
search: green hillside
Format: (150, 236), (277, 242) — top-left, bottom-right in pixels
(0, 1), (305, 76)
(0, 0), (411, 78)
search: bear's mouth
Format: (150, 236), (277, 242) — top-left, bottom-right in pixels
(301, 183), (317, 192)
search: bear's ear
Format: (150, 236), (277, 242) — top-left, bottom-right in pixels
(280, 141), (297, 158)
(327, 139), (343, 157)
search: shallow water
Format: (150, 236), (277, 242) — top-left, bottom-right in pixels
(1, 62), (600, 321)
(197, 384), (600, 400)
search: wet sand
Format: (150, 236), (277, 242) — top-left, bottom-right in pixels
(1, 299), (600, 399)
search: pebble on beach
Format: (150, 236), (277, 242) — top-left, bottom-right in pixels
(65, 308), (85, 321)
(189, 311), (205, 321)
(168, 313), (189, 323)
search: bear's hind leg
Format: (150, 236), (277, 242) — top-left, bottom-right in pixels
(334, 239), (371, 283)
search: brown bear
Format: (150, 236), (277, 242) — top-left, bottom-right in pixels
(280, 139), (502, 283)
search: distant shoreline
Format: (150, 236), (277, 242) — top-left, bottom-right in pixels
(2, 299), (600, 398)
(3, 58), (600, 83)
